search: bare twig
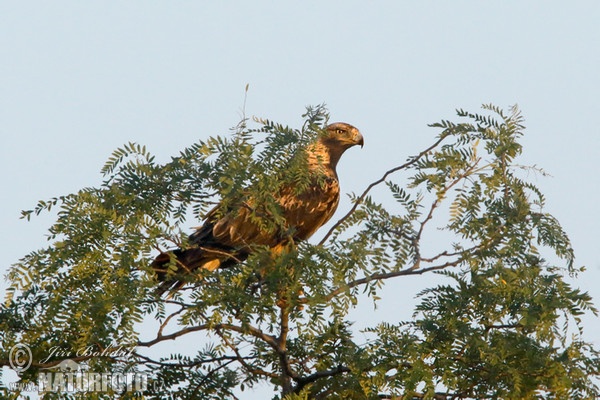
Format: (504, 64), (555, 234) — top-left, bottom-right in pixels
(294, 364), (351, 393)
(323, 259), (462, 302)
(194, 358), (238, 397)
(138, 323), (278, 350)
(319, 135), (448, 245)
(215, 328), (279, 379)
(130, 350), (251, 369)
(157, 305), (185, 337)
(411, 158), (482, 263)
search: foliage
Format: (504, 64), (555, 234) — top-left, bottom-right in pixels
(1, 104), (599, 399)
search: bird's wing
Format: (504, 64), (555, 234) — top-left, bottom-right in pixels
(276, 177), (340, 241)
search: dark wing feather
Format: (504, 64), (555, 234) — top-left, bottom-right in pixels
(276, 177), (340, 241)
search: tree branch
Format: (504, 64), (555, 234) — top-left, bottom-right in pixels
(294, 364), (351, 393)
(138, 323), (278, 350)
(323, 259), (462, 302)
(319, 134), (448, 245)
(194, 358), (238, 398)
(214, 328), (279, 379)
(130, 350), (252, 369)
(278, 300), (298, 395)
(157, 305), (186, 338)
(414, 157), (482, 246)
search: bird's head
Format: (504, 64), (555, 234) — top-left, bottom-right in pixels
(310, 122), (363, 172)
(321, 122), (364, 150)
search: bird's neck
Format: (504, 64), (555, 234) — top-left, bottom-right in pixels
(307, 140), (344, 178)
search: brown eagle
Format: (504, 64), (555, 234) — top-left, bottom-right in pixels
(152, 122), (363, 294)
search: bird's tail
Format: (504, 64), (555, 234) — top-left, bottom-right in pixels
(151, 248), (215, 297)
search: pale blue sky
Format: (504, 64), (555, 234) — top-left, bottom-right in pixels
(2, 2), (599, 397)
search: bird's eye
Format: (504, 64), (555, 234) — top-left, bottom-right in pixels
(335, 129), (345, 135)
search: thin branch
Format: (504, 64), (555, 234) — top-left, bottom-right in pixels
(157, 305), (185, 337)
(322, 259), (462, 302)
(215, 328), (279, 379)
(484, 323), (523, 332)
(407, 158), (482, 270)
(138, 324), (208, 347)
(164, 299), (195, 307)
(294, 364), (351, 393)
(319, 134), (448, 245)
(415, 158), (482, 245)
(130, 350), (251, 369)
(138, 323), (278, 350)
(379, 392), (450, 400)
(194, 358), (237, 396)
(420, 241), (485, 264)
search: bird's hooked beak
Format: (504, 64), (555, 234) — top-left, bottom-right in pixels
(356, 131), (364, 148)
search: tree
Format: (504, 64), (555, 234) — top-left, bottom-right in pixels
(1, 104), (599, 399)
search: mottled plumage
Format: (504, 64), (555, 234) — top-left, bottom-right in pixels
(153, 122), (363, 294)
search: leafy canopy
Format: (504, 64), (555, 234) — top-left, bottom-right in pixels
(1, 104), (599, 399)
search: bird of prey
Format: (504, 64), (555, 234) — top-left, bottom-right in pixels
(152, 122), (363, 294)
